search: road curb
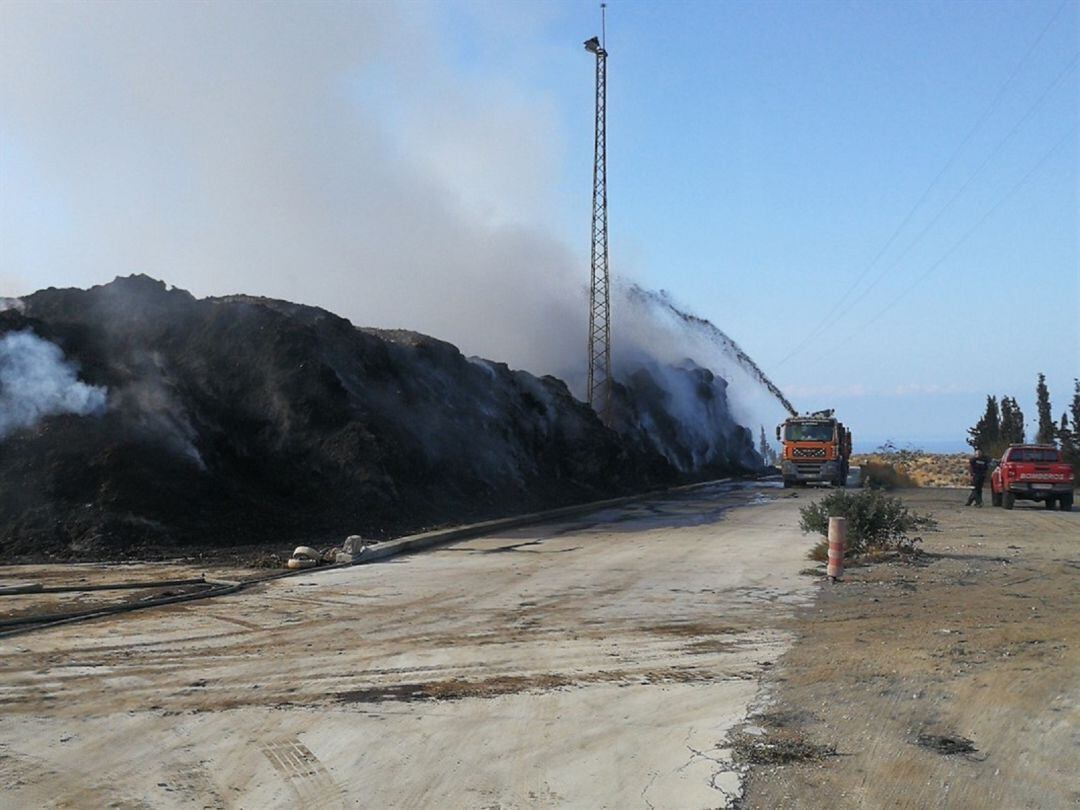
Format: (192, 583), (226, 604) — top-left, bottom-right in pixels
(353, 477), (735, 565)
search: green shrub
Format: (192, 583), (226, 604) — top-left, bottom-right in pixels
(800, 489), (936, 559)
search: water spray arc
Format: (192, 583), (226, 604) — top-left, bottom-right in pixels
(626, 285), (799, 418)
(584, 22), (612, 423)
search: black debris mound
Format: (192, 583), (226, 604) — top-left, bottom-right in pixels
(0, 275), (760, 560)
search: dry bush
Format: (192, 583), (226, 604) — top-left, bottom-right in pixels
(859, 458), (918, 490)
(801, 489), (936, 560)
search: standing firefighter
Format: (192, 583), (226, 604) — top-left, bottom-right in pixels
(966, 449), (991, 506)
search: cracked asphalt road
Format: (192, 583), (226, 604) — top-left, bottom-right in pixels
(0, 482), (815, 808)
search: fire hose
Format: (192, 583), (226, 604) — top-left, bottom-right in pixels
(0, 564), (353, 639)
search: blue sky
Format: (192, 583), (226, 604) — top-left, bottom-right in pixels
(449, 0), (1080, 449)
(1, 0), (1077, 451)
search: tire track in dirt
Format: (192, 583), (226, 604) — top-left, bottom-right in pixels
(261, 737), (345, 809)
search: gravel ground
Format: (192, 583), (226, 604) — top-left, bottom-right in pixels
(737, 487), (1079, 809)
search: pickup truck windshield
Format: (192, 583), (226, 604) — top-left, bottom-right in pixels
(1006, 448), (1061, 463)
(785, 423), (834, 442)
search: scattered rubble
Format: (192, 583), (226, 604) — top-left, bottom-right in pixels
(731, 731), (837, 765)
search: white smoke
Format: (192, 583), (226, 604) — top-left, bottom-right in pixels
(0, 330), (108, 439)
(109, 359), (205, 468)
(0, 298), (25, 313)
(0, 2), (583, 380)
(0, 2), (789, 443)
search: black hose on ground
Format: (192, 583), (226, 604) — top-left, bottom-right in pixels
(0, 581), (239, 636)
(0, 577), (208, 595)
(0, 564), (353, 639)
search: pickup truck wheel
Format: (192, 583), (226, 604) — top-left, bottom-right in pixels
(991, 490), (1002, 507)
(1061, 494), (1074, 512)
(1003, 492), (1015, 510)
(1044, 497), (1055, 509)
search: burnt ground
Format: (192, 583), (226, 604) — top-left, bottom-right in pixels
(1, 275), (758, 562)
(736, 487), (1079, 809)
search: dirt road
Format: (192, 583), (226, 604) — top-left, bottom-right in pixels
(5, 486), (1074, 808)
(0, 482), (814, 809)
(740, 488), (1079, 809)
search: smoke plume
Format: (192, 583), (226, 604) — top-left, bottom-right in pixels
(0, 2), (790, 438)
(0, 2), (583, 377)
(109, 357), (205, 468)
(0, 330), (108, 438)
(612, 358), (760, 472)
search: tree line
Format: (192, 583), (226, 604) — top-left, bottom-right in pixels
(968, 375), (1080, 473)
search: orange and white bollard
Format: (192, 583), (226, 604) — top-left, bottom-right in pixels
(827, 516), (846, 582)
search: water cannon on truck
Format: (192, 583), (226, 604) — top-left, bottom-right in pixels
(776, 409), (852, 488)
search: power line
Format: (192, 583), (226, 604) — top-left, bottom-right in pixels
(784, 49), (1077, 369)
(773, 0), (1073, 369)
(836, 51), (1078, 318)
(801, 122), (1078, 369)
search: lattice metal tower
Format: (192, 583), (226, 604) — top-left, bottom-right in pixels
(584, 21), (611, 422)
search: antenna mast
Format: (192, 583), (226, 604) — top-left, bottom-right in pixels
(584, 6), (612, 423)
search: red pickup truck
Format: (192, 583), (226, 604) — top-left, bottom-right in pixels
(991, 445), (1074, 511)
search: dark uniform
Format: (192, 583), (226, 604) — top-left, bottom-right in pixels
(966, 453), (990, 506)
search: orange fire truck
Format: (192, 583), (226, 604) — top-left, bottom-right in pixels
(775, 409), (852, 488)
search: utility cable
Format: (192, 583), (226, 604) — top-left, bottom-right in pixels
(802, 122), (1077, 369)
(836, 51), (1078, 318)
(783, 49), (1077, 372)
(774, 0), (1073, 369)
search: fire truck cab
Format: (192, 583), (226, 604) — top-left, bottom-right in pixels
(776, 410), (852, 488)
